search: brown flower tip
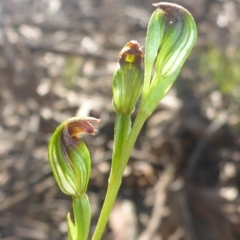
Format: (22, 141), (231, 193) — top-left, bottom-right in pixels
(68, 117), (100, 137)
(63, 117), (100, 148)
(118, 40), (143, 68)
(153, 2), (185, 24)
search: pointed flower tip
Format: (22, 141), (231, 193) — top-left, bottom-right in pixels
(66, 117), (100, 141)
(152, 2), (189, 23)
(119, 40), (143, 68)
(153, 2), (185, 12)
(119, 40), (143, 57)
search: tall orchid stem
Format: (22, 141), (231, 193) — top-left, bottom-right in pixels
(92, 109), (148, 240)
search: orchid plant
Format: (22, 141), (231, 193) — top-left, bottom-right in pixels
(47, 2), (197, 240)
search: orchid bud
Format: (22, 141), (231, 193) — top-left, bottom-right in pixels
(152, 2), (197, 79)
(141, 2), (197, 116)
(112, 40), (143, 115)
(144, 2), (197, 85)
(48, 117), (100, 197)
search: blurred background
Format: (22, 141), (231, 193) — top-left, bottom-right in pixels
(1, 0), (240, 239)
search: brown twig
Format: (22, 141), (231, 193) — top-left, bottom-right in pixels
(138, 164), (174, 240)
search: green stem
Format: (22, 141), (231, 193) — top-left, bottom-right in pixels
(72, 194), (91, 240)
(91, 110), (148, 240)
(111, 114), (131, 172)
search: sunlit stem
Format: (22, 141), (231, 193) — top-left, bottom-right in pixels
(68, 194), (91, 240)
(92, 110), (148, 240)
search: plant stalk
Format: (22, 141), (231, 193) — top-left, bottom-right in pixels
(72, 194), (91, 240)
(91, 110), (148, 240)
